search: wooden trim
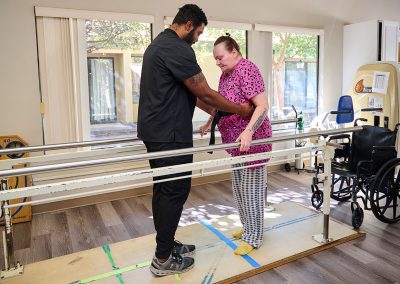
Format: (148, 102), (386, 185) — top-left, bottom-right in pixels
(216, 231), (365, 284)
(254, 24), (323, 35)
(34, 7), (154, 23)
(164, 16), (252, 30)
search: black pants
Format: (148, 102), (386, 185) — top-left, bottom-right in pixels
(144, 141), (193, 259)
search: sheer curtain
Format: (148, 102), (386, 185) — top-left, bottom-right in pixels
(36, 16), (90, 145)
(87, 58), (116, 124)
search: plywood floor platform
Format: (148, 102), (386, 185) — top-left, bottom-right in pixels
(3, 202), (364, 284)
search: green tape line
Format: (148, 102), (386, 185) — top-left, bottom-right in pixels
(102, 244), (124, 284)
(71, 244), (184, 284)
(72, 260), (152, 284)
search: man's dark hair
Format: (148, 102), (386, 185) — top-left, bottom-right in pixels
(172, 4), (208, 28)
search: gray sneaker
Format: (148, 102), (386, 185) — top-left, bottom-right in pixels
(172, 240), (196, 256)
(150, 253), (194, 276)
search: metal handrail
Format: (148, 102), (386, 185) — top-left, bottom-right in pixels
(0, 126), (362, 178)
(0, 119), (298, 155)
(0, 137), (138, 156)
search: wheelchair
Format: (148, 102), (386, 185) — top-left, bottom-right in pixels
(311, 119), (400, 229)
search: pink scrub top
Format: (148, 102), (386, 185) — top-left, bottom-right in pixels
(217, 58), (272, 168)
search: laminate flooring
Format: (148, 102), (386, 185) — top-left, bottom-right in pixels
(1, 171), (400, 283)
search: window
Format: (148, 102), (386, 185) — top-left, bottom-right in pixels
(88, 57), (117, 124)
(85, 19), (151, 139)
(271, 32), (319, 129)
(131, 56), (143, 104)
(35, 8), (154, 144)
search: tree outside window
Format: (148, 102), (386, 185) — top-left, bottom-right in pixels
(85, 19), (151, 139)
(272, 32), (318, 128)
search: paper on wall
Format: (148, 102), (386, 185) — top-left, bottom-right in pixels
(372, 71), (390, 94)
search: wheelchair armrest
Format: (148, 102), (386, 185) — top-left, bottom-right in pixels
(395, 123), (400, 132)
(328, 134), (351, 141)
(354, 118), (367, 126)
(372, 145), (396, 152)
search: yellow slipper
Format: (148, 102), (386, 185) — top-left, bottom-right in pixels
(234, 241), (254, 255)
(232, 228), (243, 239)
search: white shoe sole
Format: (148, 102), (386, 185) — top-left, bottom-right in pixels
(150, 263), (194, 276)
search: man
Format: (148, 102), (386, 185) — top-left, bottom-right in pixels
(137, 4), (253, 276)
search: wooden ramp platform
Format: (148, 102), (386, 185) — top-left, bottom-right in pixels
(3, 202), (364, 284)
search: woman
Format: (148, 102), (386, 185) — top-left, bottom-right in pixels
(200, 34), (272, 255)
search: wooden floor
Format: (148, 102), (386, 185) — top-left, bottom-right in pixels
(1, 170), (400, 283)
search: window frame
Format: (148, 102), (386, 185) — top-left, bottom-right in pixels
(255, 24), (323, 130)
(87, 57), (117, 124)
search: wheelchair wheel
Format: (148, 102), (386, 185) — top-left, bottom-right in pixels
(311, 189), (323, 209)
(351, 202), (364, 229)
(330, 175), (352, 202)
(370, 158), (400, 224)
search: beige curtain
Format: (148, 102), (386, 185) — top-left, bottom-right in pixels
(36, 17), (90, 145)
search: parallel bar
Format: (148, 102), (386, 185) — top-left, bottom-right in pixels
(270, 118), (298, 125)
(4, 152), (321, 208)
(0, 137), (138, 155)
(0, 126), (363, 178)
(0, 119), (297, 155)
(0, 145), (324, 202)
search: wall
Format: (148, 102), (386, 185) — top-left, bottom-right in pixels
(1, 0), (400, 146)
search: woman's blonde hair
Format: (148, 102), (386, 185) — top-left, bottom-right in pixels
(214, 33), (242, 55)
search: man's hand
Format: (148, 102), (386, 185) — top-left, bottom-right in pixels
(239, 102), (254, 118)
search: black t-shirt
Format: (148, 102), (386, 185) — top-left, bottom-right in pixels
(137, 29), (201, 143)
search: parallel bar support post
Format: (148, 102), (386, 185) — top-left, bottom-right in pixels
(313, 143), (335, 244)
(0, 179), (23, 279)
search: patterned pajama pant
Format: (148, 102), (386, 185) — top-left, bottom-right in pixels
(231, 164), (266, 248)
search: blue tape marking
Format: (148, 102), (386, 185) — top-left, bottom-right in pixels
(263, 213), (319, 233)
(206, 273), (214, 284)
(201, 271), (215, 284)
(200, 213), (319, 280)
(200, 220), (260, 268)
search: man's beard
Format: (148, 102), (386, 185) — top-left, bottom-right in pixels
(183, 29), (195, 45)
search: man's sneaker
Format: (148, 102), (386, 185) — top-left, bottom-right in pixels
(172, 240), (196, 256)
(150, 253), (194, 276)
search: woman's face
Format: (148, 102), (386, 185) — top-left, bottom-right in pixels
(213, 42), (239, 73)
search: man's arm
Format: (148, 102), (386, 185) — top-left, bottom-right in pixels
(183, 72), (253, 118)
(196, 99), (216, 116)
